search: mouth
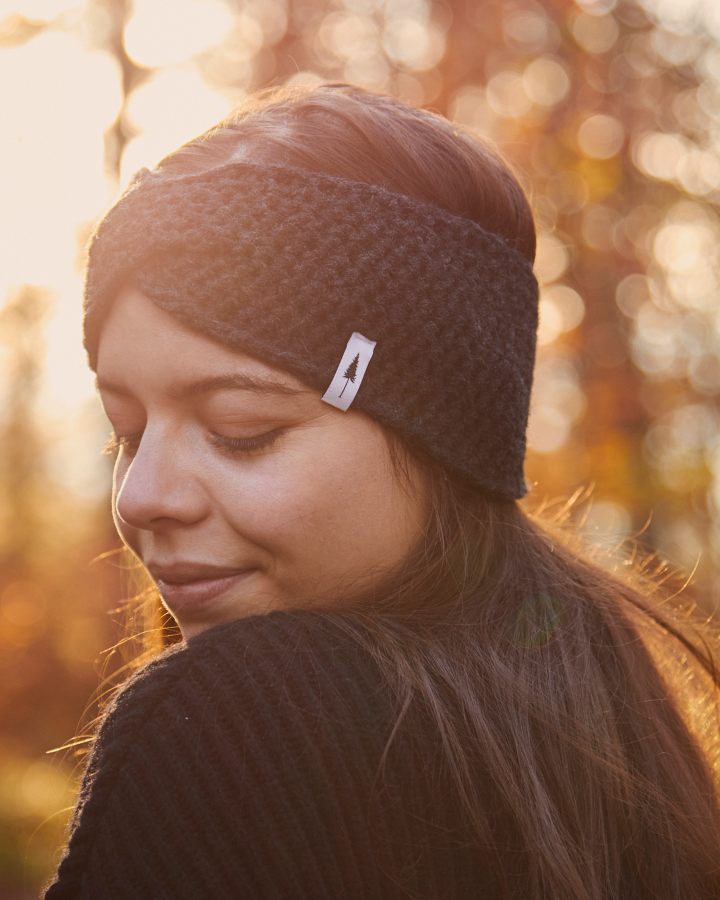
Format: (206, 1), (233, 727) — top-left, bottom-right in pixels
(147, 562), (251, 584)
(148, 565), (256, 613)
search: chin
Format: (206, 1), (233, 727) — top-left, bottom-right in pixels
(179, 599), (281, 641)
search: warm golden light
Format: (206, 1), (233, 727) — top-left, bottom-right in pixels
(448, 85), (501, 139)
(633, 131), (688, 182)
(534, 232), (571, 284)
(124, 0), (235, 67)
(577, 113), (625, 159)
(319, 11), (380, 62)
(570, 10), (619, 54)
(3, 6), (720, 894)
(527, 357), (586, 453)
(523, 56), (571, 107)
(486, 69), (533, 118)
(537, 285), (586, 346)
(382, 17), (446, 70)
(0, 0), (82, 19)
(122, 66), (233, 181)
(0, 31), (121, 287)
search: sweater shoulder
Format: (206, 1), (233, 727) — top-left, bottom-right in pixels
(71, 605), (398, 819)
(42, 608), (403, 899)
(133, 606), (393, 724)
(43, 608), (502, 899)
(97, 606), (393, 738)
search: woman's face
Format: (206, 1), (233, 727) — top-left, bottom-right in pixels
(95, 287), (431, 639)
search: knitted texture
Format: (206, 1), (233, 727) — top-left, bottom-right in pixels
(41, 609), (513, 899)
(82, 161), (540, 500)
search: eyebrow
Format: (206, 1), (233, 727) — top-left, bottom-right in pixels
(94, 372), (315, 401)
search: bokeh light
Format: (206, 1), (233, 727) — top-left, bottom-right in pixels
(577, 114), (625, 158)
(122, 66), (233, 180)
(527, 356), (587, 454)
(0, 0), (83, 19)
(537, 284), (586, 346)
(523, 56), (571, 107)
(534, 232), (571, 284)
(124, 0), (234, 67)
(1, 30), (122, 286)
(571, 11), (619, 54)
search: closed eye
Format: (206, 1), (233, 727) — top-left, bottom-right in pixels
(208, 429), (284, 456)
(101, 428), (284, 458)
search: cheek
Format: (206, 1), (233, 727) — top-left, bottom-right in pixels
(233, 425), (412, 562)
(220, 451), (359, 545)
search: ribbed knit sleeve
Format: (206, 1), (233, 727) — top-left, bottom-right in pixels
(41, 608), (499, 899)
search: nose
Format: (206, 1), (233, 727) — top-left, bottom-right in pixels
(113, 425), (208, 531)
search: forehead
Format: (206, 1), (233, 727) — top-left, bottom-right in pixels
(95, 286), (316, 403)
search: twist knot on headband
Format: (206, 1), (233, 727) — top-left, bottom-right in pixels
(83, 160), (539, 500)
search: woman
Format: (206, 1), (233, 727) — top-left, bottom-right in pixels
(43, 82), (720, 898)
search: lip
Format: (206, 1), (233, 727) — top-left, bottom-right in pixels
(147, 562), (250, 584)
(146, 563), (256, 613)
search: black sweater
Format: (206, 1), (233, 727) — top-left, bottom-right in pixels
(41, 608), (508, 899)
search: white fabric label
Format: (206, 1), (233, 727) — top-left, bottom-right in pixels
(321, 332), (377, 411)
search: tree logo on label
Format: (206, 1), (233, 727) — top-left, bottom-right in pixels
(339, 353), (359, 397)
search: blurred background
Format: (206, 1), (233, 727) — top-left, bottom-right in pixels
(1, 0), (719, 894)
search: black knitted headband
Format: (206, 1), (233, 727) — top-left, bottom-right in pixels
(83, 160), (539, 500)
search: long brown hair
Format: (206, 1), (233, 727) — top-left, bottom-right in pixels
(83, 83), (720, 897)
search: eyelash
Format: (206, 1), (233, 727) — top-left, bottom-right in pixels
(101, 429), (283, 458)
